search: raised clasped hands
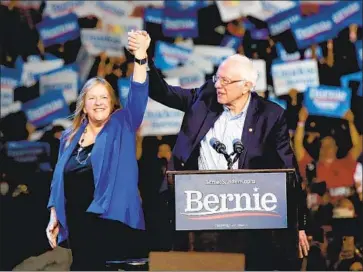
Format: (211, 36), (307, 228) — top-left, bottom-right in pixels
(127, 30), (151, 59)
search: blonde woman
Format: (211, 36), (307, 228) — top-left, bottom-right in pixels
(46, 33), (151, 270)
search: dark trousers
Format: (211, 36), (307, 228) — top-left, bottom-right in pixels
(66, 211), (142, 271)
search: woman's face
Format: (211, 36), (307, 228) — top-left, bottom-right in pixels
(83, 84), (112, 125)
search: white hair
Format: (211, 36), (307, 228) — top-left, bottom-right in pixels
(225, 54), (258, 89)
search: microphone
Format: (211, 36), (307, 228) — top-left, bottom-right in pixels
(210, 138), (232, 167)
(231, 139), (245, 166)
(233, 139), (244, 155)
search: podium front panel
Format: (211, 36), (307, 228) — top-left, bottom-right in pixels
(174, 171), (288, 231)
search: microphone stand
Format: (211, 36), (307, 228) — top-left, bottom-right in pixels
(227, 151), (243, 170)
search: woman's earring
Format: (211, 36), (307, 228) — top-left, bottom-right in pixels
(81, 113), (87, 123)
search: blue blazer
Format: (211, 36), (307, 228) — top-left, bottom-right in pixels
(147, 61), (307, 229)
(48, 77), (149, 243)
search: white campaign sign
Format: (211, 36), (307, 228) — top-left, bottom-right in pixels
(21, 59), (65, 87)
(40, 70), (78, 104)
(193, 45), (235, 66)
(81, 29), (124, 57)
(140, 98), (184, 136)
(1, 87), (13, 108)
(271, 59), (319, 96)
(216, 1), (244, 23)
(252, 59), (267, 92)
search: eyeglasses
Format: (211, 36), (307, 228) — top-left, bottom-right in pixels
(212, 75), (246, 86)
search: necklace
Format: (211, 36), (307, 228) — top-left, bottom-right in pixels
(76, 128), (92, 165)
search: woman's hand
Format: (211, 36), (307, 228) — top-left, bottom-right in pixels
(46, 208), (59, 249)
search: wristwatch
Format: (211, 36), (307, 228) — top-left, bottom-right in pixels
(134, 56), (148, 65)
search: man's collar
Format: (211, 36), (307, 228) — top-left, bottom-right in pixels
(223, 92), (251, 118)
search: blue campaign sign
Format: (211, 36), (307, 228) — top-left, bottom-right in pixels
(154, 41), (192, 70)
(340, 71), (362, 97)
(6, 141), (50, 164)
(36, 13), (80, 47)
(291, 10), (337, 49)
(22, 90), (70, 128)
(331, 1), (362, 30)
(0, 65), (22, 89)
(117, 77), (130, 108)
(144, 7), (163, 24)
(267, 5), (301, 36)
(220, 35), (242, 51)
(175, 172), (288, 230)
(162, 5), (198, 38)
(268, 96), (287, 110)
(275, 42), (301, 62)
(304, 85), (352, 118)
(355, 40), (362, 69)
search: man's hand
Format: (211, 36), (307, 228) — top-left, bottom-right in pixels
(127, 30), (151, 59)
(298, 230), (310, 258)
(343, 109), (354, 123)
(298, 107), (309, 122)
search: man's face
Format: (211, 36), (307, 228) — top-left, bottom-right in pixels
(319, 136), (338, 162)
(214, 60), (251, 106)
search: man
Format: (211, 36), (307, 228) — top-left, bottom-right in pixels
(295, 107), (362, 190)
(128, 31), (309, 270)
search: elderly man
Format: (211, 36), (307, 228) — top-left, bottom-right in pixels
(128, 31), (309, 270)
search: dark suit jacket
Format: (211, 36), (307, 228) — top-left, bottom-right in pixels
(147, 60), (307, 230)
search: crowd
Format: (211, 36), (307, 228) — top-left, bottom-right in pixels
(1, 1), (362, 271)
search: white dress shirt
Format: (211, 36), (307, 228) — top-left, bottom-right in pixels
(198, 94), (251, 170)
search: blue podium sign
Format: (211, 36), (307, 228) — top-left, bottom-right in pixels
(174, 172), (288, 231)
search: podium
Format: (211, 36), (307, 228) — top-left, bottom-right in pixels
(165, 168), (300, 268)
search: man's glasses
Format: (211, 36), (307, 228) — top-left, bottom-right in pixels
(212, 75), (246, 86)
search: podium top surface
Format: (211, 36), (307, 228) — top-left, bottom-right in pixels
(166, 168), (296, 175)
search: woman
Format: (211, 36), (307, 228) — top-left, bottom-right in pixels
(46, 33), (151, 270)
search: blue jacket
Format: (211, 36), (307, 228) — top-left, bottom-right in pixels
(48, 77), (149, 243)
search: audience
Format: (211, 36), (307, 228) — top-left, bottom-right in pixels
(0, 1), (362, 271)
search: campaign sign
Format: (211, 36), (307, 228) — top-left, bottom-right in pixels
(75, 45), (95, 85)
(0, 65), (21, 90)
(140, 98), (184, 136)
(193, 45), (235, 66)
(6, 141), (50, 164)
(267, 6), (301, 36)
(81, 29), (124, 57)
(40, 70), (78, 104)
(22, 91), (70, 128)
(271, 59), (319, 96)
(331, 1), (362, 30)
(252, 59), (267, 92)
(275, 42), (301, 62)
(291, 10), (336, 49)
(36, 13), (80, 47)
(162, 1), (199, 38)
(144, 7), (163, 24)
(175, 172), (288, 230)
(304, 85), (351, 118)
(355, 40), (362, 69)
(179, 72), (205, 89)
(154, 41), (192, 70)
(117, 77), (130, 108)
(340, 71), (362, 97)
(43, 1), (86, 18)
(268, 96), (287, 110)
(1, 87), (13, 108)
(220, 35), (242, 51)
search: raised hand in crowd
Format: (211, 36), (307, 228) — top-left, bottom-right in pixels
(343, 109), (362, 161)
